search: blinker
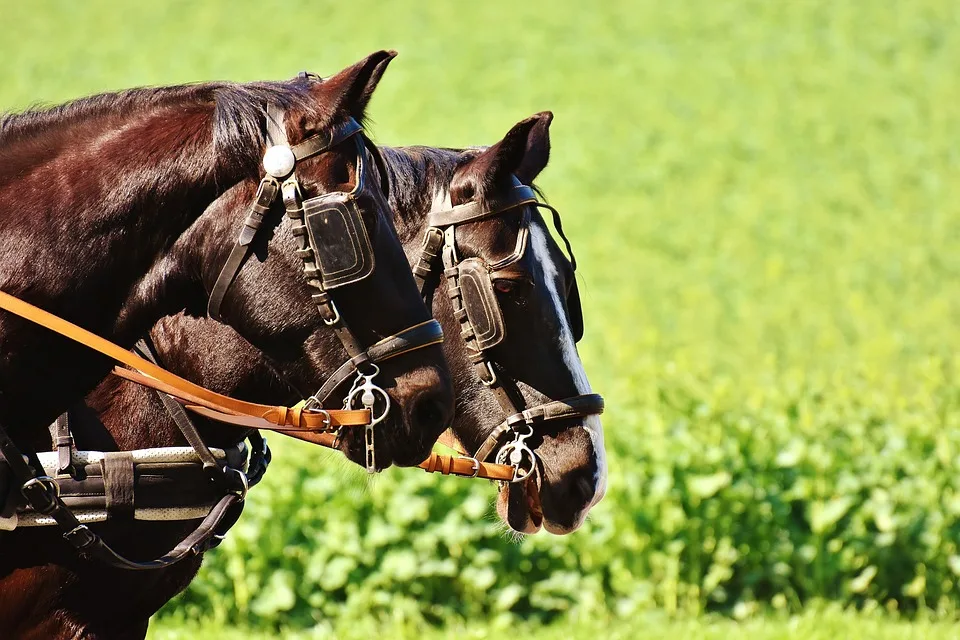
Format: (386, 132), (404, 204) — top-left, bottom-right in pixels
(303, 195), (375, 289)
(301, 135), (376, 289)
(458, 258), (507, 350)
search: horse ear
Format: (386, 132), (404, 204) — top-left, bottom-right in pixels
(463, 112), (553, 194)
(514, 111), (553, 184)
(312, 50), (398, 121)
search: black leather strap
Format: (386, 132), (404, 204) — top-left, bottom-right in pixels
(208, 178), (280, 321)
(54, 412), (74, 476)
(102, 452), (135, 519)
(65, 492), (244, 571)
(292, 119), (363, 161)
(133, 340), (222, 474)
(426, 185), (537, 228)
(310, 319), (444, 404)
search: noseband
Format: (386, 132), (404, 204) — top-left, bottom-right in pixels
(413, 181), (604, 484)
(207, 103), (444, 473)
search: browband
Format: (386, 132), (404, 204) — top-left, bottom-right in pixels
(291, 119), (363, 162)
(426, 185), (538, 228)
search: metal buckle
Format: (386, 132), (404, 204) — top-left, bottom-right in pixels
(22, 475), (61, 500)
(322, 299), (342, 326)
(224, 468), (249, 501)
(302, 406), (333, 432)
(480, 360), (498, 387)
(457, 455), (481, 478)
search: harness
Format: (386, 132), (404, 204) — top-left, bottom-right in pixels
(412, 180), (605, 484)
(0, 101), (445, 569)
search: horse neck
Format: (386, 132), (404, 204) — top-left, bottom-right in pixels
(80, 322), (278, 452)
(0, 88), (257, 337)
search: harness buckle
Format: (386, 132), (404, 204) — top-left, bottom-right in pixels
(321, 299), (342, 326)
(309, 408), (333, 432)
(63, 524), (98, 550)
(457, 455), (481, 478)
(21, 475), (61, 512)
(224, 468), (249, 502)
(480, 361), (498, 387)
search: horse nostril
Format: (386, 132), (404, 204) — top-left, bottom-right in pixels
(569, 469), (597, 507)
(410, 392), (453, 436)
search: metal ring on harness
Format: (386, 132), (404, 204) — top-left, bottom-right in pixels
(225, 468), (249, 501)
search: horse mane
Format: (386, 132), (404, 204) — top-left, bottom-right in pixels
(382, 144), (547, 226)
(0, 79), (339, 180)
(380, 145), (479, 240)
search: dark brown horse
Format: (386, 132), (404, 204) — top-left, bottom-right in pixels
(0, 51), (453, 472)
(394, 112), (605, 534)
(0, 113), (602, 638)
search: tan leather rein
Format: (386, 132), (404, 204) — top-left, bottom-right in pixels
(0, 290), (369, 438)
(0, 289), (517, 479)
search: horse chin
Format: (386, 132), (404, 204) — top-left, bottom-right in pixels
(496, 474), (544, 535)
(336, 417), (399, 471)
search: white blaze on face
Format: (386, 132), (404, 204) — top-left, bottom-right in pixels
(528, 221), (608, 506)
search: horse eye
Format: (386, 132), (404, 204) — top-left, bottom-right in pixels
(493, 280), (516, 294)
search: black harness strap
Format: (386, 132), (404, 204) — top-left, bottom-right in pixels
(309, 319), (444, 405)
(133, 339), (221, 474)
(53, 412), (74, 477)
(102, 452), (135, 519)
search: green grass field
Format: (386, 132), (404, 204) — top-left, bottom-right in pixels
(4, 0), (960, 636)
(148, 607), (960, 640)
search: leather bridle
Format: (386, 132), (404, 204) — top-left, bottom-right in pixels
(412, 180), (604, 484)
(206, 102), (445, 473)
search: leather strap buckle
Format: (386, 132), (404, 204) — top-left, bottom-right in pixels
(63, 524), (98, 550)
(21, 475), (61, 514)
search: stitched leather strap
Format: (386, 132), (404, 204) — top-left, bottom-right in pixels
(109, 367), (367, 432)
(418, 451), (516, 481)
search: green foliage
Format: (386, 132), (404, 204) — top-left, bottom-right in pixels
(4, 0), (960, 632)
(149, 605), (960, 640)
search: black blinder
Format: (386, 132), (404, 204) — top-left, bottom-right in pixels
(458, 258), (507, 350)
(303, 193), (375, 289)
(568, 277), (584, 343)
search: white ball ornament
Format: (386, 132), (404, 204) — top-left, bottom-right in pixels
(263, 145), (296, 178)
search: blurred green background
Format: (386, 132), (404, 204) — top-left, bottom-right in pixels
(3, 0), (960, 637)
